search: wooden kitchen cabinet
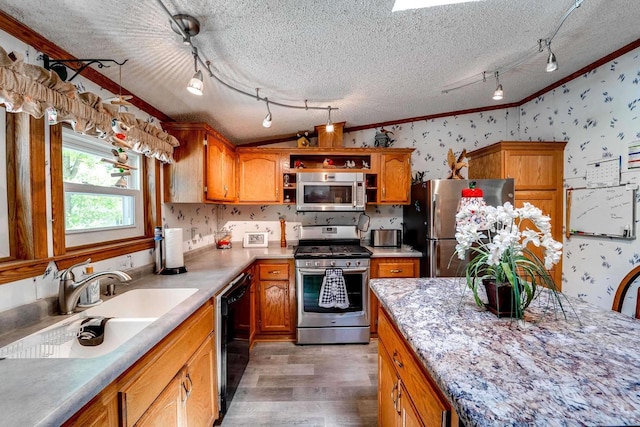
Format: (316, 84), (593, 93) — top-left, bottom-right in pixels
(378, 307), (453, 426)
(65, 300), (217, 427)
(468, 141), (566, 288)
(379, 152), (412, 204)
(162, 122), (236, 203)
(370, 257), (419, 336)
(255, 260), (296, 339)
(237, 151), (281, 203)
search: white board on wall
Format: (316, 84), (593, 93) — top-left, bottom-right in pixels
(567, 186), (636, 239)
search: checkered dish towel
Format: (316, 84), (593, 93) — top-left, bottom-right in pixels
(318, 268), (350, 309)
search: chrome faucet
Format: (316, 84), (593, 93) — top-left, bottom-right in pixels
(58, 259), (132, 314)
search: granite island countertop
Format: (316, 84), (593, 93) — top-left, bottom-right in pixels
(370, 277), (640, 427)
(0, 243), (420, 426)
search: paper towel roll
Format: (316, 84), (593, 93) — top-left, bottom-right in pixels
(164, 228), (184, 268)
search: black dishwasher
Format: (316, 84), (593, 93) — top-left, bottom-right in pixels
(219, 272), (252, 415)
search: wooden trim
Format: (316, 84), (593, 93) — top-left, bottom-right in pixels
(55, 238), (154, 271)
(612, 265), (640, 313)
(0, 10), (173, 123)
(50, 123), (66, 255)
(5, 110), (17, 258)
(519, 38), (640, 105)
(143, 156), (162, 236)
(0, 259), (50, 286)
(29, 116), (48, 258)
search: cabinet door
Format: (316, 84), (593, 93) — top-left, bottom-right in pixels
(258, 281), (291, 333)
(185, 335), (217, 427)
(515, 190), (562, 288)
(237, 153), (280, 202)
(136, 374), (182, 427)
(380, 153), (410, 204)
(222, 143), (236, 201)
(503, 150), (561, 190)
(379, 343), (400, 427)
(400, 383), (424, 427)
(63, 386), (118, 427)
(206, 135), (236, 202)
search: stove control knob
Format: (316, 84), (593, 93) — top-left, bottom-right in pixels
(314, 261), (320, 267)
(330, 261), (336, 267)
(356, 261), (361, 266)
(346, 261), (351, 267)
(306, 261), (311, 267)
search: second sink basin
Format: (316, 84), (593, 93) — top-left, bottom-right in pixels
(83, 288), (199, 318)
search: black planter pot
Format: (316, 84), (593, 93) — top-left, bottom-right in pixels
(482, 278), (522, 318)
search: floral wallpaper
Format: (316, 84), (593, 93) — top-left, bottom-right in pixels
(518, 48), (640, 316)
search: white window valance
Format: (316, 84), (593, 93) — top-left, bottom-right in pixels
(0, 45), (179, 163)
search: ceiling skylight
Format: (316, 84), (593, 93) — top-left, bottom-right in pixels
(392, 0), (485, 12)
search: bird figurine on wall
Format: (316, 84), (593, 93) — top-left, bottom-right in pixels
(447, 148), (468, 179)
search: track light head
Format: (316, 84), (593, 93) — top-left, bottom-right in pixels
(262, 112), (272, 128)
(546, 50), (558, 72)
(187, 70), (204, 95)
(493, 84), (504, 100)
(326, 107), (334, 132)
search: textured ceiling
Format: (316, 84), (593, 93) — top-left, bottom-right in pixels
(0, 0), (638, 144)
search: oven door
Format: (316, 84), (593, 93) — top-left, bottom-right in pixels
(296, 181), (365, 212)
(296, 266), (369, 328)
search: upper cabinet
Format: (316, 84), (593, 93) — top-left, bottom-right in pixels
(379, 152), (411, 204)
(162, 122), (236, 203)
(162, 125), (414, 206)
(468, 141), (566, 288)
(236, 151), (281, 203)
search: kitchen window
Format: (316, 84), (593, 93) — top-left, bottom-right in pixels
(62, 127), (144, 247)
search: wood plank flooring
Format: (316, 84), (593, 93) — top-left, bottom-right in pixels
(219, 341), (378, 426)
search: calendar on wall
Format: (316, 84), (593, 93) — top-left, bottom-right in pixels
(586, 156), (620, 188)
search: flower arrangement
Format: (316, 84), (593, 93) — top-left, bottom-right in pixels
(454, 201), (565, 318)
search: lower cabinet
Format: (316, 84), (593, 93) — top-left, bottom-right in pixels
(370, 257), (420, 336)
(63, 300), (217, 427)
(255, 260), (296, 339)
(378, 306), (454, 426)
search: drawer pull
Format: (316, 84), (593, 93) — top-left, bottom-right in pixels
(392, 350), (404, 368)
(390, 269), (403, 273)
(268, 270), (281, 274)
(396, 380), (402, 415)
(391, 382), (398, 408)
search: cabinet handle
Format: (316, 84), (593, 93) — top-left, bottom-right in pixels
(382, 188), (386, 198)
(392, 350), (404, 368)
(269, 270), (281, 274)
(391, 382), (398, 408)
(224, 185), (228, 197)
(396, 380), (402, 415)
(183, 373), (193, 399)
(390, 269), (403, 273)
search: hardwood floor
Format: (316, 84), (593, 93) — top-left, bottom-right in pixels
(220, 341), (378, 426)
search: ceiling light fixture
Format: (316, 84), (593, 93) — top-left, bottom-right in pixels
(262, 98), (272, 128)
(186, 49), (204, 95)
(157, 0), (337, 133)
(492, 72), (503, 101)
(441, 0), (583, 95)
(326, 107), (334, 132)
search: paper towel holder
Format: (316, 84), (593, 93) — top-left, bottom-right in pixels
(156, 226), (187, 275)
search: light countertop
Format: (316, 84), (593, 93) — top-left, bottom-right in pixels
(0, 243), (419, 426)
(370, 277), (640, 426)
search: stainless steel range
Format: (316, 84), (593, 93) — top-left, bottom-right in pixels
(295, 225), (371, 344)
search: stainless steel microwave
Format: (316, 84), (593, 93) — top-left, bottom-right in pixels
(296, 172), (366, 212)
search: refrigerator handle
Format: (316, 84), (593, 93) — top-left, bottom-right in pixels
(433, 194), (439, 236)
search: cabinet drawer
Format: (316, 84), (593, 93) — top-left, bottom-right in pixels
(376, 261), (417, 278)
(378, 308), (449, 426)
(259, 263), (289, 281)
(120, 302), (213, 426)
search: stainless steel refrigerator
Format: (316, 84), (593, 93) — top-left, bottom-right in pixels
(403, 179), (514, 277)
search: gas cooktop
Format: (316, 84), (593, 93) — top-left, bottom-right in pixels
(294, 244), (372, 259)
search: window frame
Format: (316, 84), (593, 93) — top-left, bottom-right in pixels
(61, 127), (144, 245)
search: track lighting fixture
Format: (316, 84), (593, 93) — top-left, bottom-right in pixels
(325, 107), (334, 132)
(492, 72), (503, 101)
(158, 1), (339, 130)
(187, 51), (203, 95)
(262, 98), (272, 128)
